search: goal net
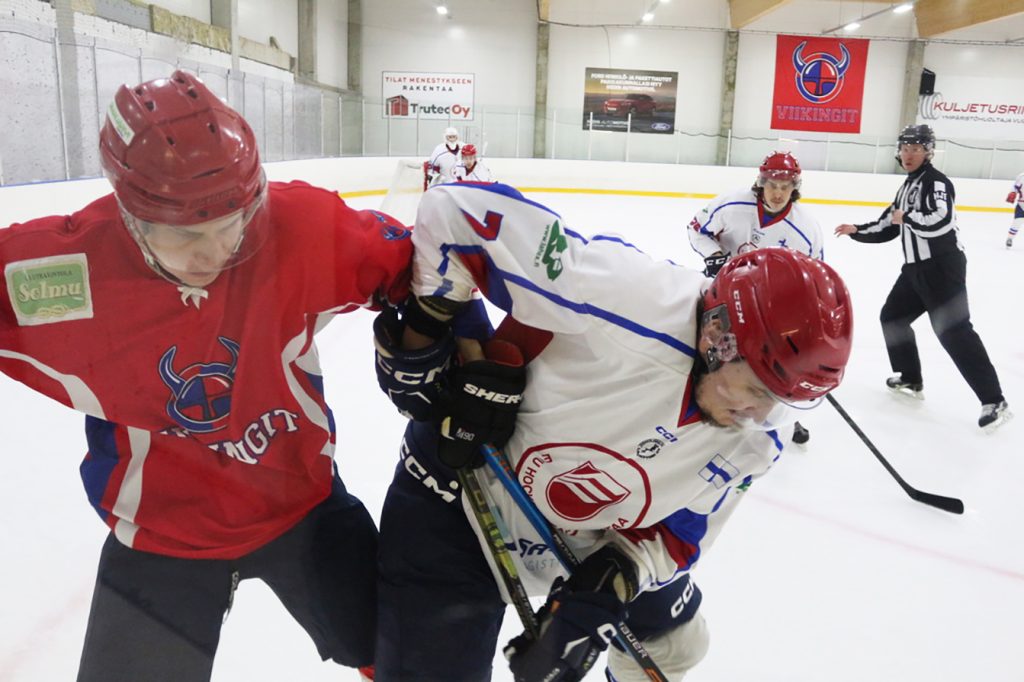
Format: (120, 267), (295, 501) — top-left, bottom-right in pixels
(379, 159), (427, 227)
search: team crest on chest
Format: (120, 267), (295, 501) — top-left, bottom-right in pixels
(517, 443), (652, 528)
(158, 336), (239, 433)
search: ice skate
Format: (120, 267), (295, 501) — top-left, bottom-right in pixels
(1007, 237), (1014, 249)
(791, 421), (810, 445)
(886, 375), (923, 400)
(978, 401), (1012, 433)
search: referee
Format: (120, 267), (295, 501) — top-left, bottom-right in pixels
(835, 124), (1011, 431)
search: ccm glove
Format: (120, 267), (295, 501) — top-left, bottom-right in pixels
(504, 546), (638, 682)
(438, 340), (525, 469)
(373, 302), (455, 422)
(703, 253), (728, 278)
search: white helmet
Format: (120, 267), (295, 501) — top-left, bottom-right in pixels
(444, 127), (458, 142)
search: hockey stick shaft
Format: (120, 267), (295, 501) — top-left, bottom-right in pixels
(481, 444), (670, 682)
(457, 467), (540, 637)
(825, 394), (964, 514)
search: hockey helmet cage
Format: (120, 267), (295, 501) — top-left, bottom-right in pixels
(701, 248), (853, 402)
(756, 151), (802, 190)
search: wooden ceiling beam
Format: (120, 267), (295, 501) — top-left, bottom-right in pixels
(915, 0), (1024, 37)
(729, 0), (793, 28)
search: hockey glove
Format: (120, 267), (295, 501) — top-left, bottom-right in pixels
(373, 302), (455, 422)
(1007, 191), (1018, 204)
(504, 545), (638, 682)
(703, 253), (728, 278)
(438, 339), (525, 469)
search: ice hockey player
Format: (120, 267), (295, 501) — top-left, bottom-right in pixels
(452, 143), (494, 183)
(687, 151), (824, 445)
(426, 126), (461, 187)
(372, 181), (854, 682)
(835, 124), (1011, 431)
(0, 71), (413, 681)
(1004, 171), (1024, 248)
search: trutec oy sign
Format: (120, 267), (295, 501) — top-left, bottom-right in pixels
(382, 72), (475, 120)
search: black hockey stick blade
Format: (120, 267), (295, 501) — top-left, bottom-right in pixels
(825, 394), (964, 515)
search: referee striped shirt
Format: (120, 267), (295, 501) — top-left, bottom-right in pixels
(851, 162), (963, 263)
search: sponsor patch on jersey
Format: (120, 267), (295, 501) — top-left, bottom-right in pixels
(534, 219), (567, 280)
(5, 254), (94, 326)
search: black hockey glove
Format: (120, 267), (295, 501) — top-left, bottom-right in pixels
(703, 253), (728, 278)
(373, 302), (455, 422)
(438, 339), (525, 469)
(504, 545), (638, 682)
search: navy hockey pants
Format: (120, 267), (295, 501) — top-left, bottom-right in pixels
(880, 250), (1003, 404)
(375, 421), (702, 682)
(77, 477), (377, 682)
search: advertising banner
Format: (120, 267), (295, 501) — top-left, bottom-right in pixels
(771, 35), (869, 133)
(382, 71), (475, 120)
(581, 68), (678, 134)
(918, 77), (1024, 140)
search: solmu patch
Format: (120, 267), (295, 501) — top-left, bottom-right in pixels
(5, 254), (93, 326)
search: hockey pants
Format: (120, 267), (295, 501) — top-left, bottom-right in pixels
(374, 420), (705, 682)
(77, 477), (378, 682)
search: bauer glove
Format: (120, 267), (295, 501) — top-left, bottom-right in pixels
(504, 545), (638, 682)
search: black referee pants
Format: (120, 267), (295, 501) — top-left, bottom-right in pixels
(879, 250), (1003, 405)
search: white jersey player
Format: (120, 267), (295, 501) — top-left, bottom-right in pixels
(688, 151), (824, 277)
(451, 144), (494, 183)
(426, 126), (461, 187)
(1005, 171), (1024, 248)
(371, 182), (854, 682)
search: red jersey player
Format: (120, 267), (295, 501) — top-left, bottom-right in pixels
(0, 71), (412, 680)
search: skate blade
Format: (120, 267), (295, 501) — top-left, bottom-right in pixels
(982, 410), (1014, 434)
(887, 386), (924, 401)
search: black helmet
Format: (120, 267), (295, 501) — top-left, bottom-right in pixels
(895, 124), (935, 163)
(897, 124), (935, 149)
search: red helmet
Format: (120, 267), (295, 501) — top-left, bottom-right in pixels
(757, 151), (802, 190)
(461, 144), (477, 157)
(702, 248), (853, 401)
(99, 70), (264, 226)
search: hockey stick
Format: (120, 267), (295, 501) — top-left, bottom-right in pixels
(456, 467), (540, 638)
(481, 444), (670, 682)
(825, 394), (964, 514)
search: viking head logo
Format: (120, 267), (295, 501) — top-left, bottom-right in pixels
(158, 337), (240, 433)
(792, 41), (851, 104)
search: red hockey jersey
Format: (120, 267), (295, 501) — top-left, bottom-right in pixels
(0, 180), (411, 558)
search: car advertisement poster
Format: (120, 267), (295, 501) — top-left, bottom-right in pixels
(382, 71), (475, 120)
(770, 35), (869, 133)
(582, 68), (678, 134)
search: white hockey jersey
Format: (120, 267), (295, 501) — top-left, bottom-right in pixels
(453, 161), (494, 183)
(412, 183), (787, 597)
(427, 142), (460, 186)
(1012, 172), (1024, 212)
(688, 188), (824, 261)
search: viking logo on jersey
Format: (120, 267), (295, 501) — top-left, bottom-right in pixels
(792, 41), (850, 104)
(158, 337), (239, 433)
(534, 219), (567, 280)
